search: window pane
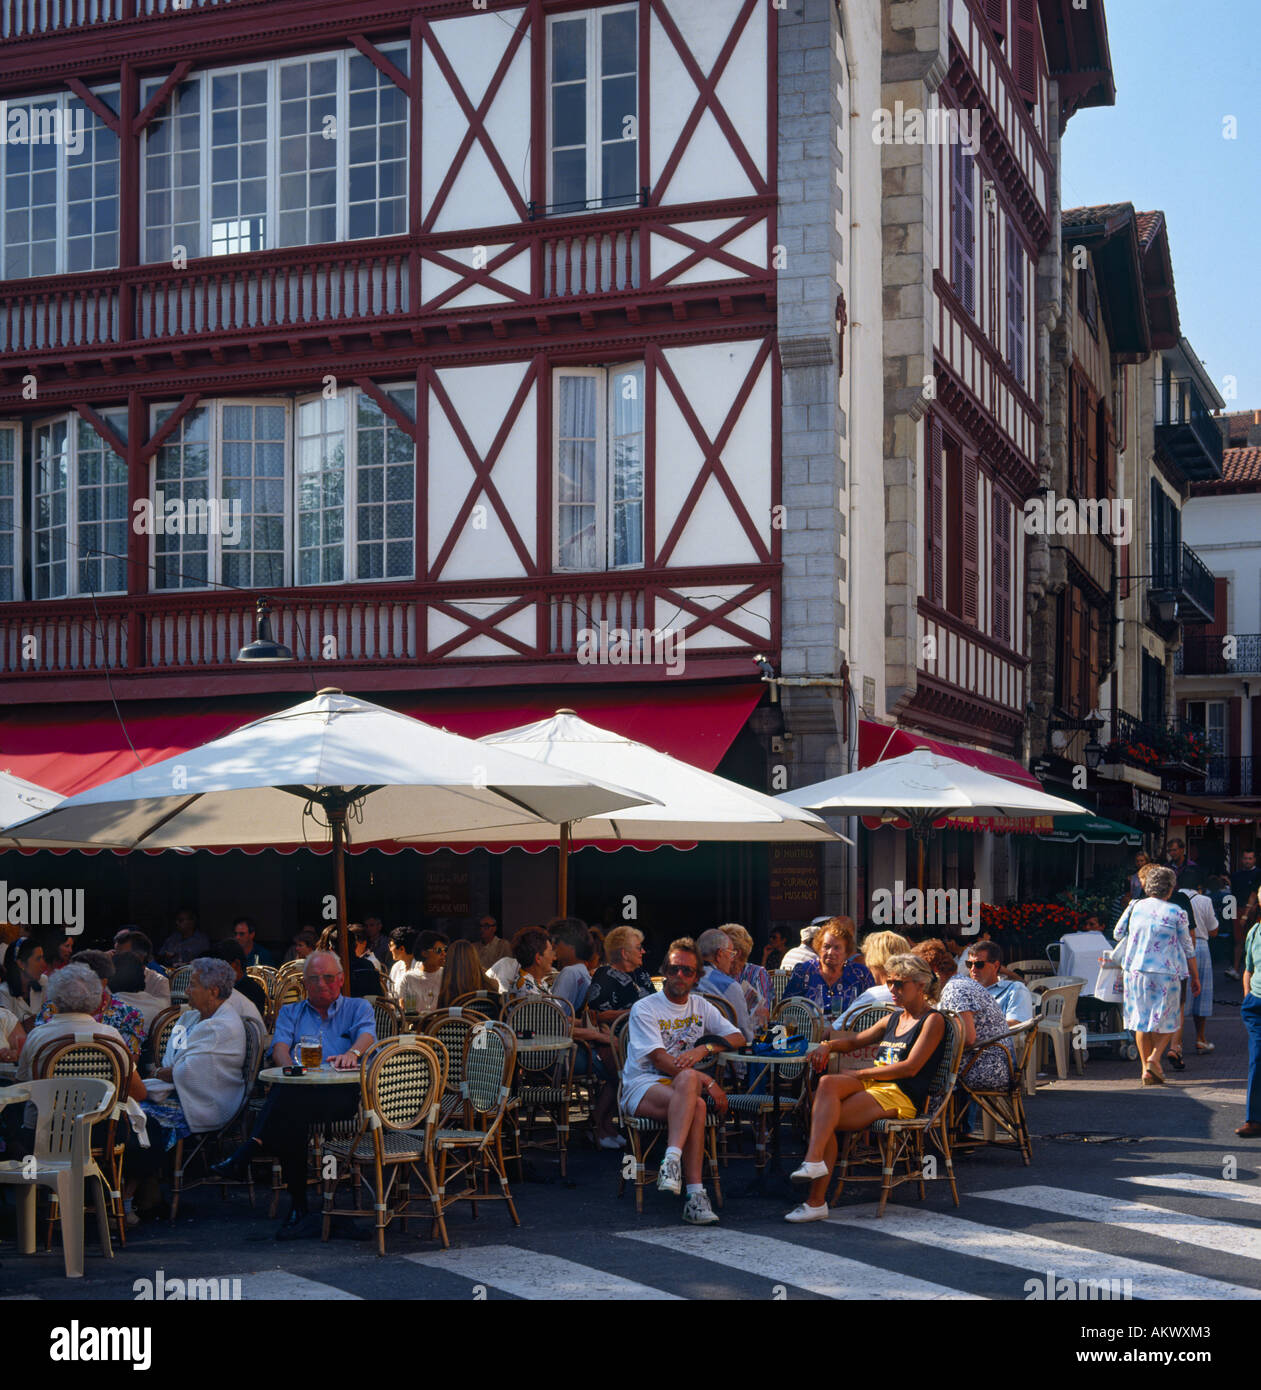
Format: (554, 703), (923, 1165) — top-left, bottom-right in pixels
(602, 9), (636, 75)
(33, 420), (70, 598)
(152, 406), (211, 590)
(220, 403), (287, 587)
(143, 79), (201, 262)
(0, 428), (17, 600)
(553, 85), (586, 147)
(552, 18), (587, 82)
(296, 395), (346, 586)
(355, 385), (413, 580)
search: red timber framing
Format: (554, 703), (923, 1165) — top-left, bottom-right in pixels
(0, 0), (781, 697)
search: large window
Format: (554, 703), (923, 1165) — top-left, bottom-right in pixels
(1, 89), (120, 278)
(1005, 221), (1025, 388)
(548, 5), (638, 214)
(554, 365), (643, 571)
(152, 386), (414, 591)
(142, 46), (408, 263)
(0, 426), (17, 602)
(950, 140), (976, 316)
(29, 412), (127, 599)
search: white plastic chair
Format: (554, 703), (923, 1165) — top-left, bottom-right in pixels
(0, 1077), (116, 1278)
(1034, 980), (1086, 1079)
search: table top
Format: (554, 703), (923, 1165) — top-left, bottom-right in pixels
(0, 1060), (17, 1080)
(259, 1064), (360, 1086)
(514, 1036), (574, 1053)
(718, 1048), (819, 1066)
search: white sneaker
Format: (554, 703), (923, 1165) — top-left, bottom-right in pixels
(790, 1160), (829, 1183)
(1226, 968), (1241, 980)
(682, 1191), (719, 1225)
(598, 1135), (628, 1150)
(656, 1153), (682, 1195)
(785, 1202), (830, 1223)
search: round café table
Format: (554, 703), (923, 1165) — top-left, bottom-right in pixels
(259, 1064), (361, 1086)
(718, 1047), (823, 1196)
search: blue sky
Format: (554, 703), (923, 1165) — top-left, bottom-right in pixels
(1060, 0), (1261, 409)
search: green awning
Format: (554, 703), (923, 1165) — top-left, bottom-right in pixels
(1037, 813), (1141, 845)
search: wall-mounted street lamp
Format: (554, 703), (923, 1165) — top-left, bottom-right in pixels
(1048, 712), (1106, 770)
(236, 596), (295, 664)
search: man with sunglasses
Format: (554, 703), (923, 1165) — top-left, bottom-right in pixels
(621, 938), (744, 1225)
(212, 951), (376, 1239)
(963, 942), (1033, 1026)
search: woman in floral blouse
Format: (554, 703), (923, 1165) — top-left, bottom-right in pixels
(1113, 864), (1198, 1085)
(914, 938), (1012, 1091)
(31, 949), (147, 1061)
(783, 917), (874, 1017)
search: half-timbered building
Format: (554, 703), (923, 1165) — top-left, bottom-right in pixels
(0, 0), (788, 938)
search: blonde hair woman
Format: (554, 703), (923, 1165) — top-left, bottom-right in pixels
(586, 926), (655, 1024)
(786, 954), (946, 1222)
(721, 923), (772, 1028)
(830, 930), (913, 1025)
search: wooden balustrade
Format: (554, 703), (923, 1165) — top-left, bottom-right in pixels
(542, 229), (640, 297)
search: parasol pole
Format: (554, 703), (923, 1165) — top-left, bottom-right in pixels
(558, 821), (571, 916)
(328, 800), (351, 985)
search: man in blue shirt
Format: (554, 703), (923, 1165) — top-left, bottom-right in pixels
(964, 942), (1033, 1024)
(232, 916), (275, 968)
(696, 928), (755, 1042)
(213, 951), (375, 1239)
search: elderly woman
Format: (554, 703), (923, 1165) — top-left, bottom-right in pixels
(17, 962), (144, 1098)
(31, 949), (147, 1062)
(121, 957), (247, 1221)
(722, 923), (772, 1028)
(783, 917), (874, 1017)
(914, 938), (1013, 1092)
(585, 926), (655, 1023)
(786, 954), (947, 1222)
(1113, 863), (1198, 1084)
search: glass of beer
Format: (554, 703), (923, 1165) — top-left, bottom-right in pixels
(299, 1035), (323, 1070)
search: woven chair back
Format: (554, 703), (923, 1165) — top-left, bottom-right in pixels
(420, 1011), (485, 1094)
(366, 1037), (447, 1131)
(771, 995), (827, 1041)
(504, 997), (571, 1074)
(30, 1033), (132, 1095)
(365, 995), (401, 1039)
(698, 991), (738, 1026)
(462, 1021), (515, 1116)
(149, 1005), (190, 1067)
(167, 965), (194, 1000)
(449, 990), (502, 1019)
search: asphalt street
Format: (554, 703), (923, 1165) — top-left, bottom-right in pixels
(4, 964), (1260, 1305)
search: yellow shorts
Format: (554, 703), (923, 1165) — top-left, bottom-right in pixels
(861, 1079), (916, 1120)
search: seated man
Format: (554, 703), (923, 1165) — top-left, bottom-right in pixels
(620, 938), (744, 1226)
(780, 921), (822, 971)
(158, 908), (210, 968)
(212, 951), (375, 1239)
(964, 941), (1033, 1027)
(113, 929), (171, 997)
(232, 916), (276, 969)
(695, 928), (755, 1042)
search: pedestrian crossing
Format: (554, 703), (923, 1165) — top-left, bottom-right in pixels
(246, 1169), (1261, 1301)
(9, 1170), (1261, 1301)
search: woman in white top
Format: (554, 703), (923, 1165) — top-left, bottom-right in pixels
(0, 936), (47, 1024)
(395, 930), (446, 1014)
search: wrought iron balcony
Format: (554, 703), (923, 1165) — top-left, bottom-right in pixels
(1176, 634), (1261, 676)
(1154, 375), (1224, 481)
(1147, 541), (1215, 625)
(1202, 756), (1254, 798)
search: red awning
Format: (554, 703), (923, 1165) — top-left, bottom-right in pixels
(858, 720), (1039, 788)
(856, 719), (1048, 834)
(0, 684), (763, 854)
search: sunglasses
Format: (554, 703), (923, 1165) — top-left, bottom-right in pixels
(888, 979), (913, 991)
(966, 959), (993, 970)
(663, 964), (698, 977)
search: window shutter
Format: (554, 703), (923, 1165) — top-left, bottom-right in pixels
(1005, 222), (1024, 386)
(960, 152), (975, 316)
(1102, 405), (1115, 499)
(992, 491), (1011, 645)
(1085, 388), (1099, 495)
(928, 413), (944, 605)
(1086, 604), (1100, 713)
(962, 453), (979, 624)
(1068, 588), (1085, 715)
(985, 0), (1007, 40)
(1229, 697), (1242, 792)
(1013, 0), (1039, 105)
(1208, 577), (1228, 636)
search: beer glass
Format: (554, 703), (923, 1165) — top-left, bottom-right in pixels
(299, 1035), (322, 1069)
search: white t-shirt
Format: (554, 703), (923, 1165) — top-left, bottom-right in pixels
(780, 945), (816, 971)
(223, 987), (265, 1033)
(1187, 893), (1218, 943)
(836, 984), (894, 1025)
(486, 958), (520, 994)
(0, 1005), (19, 1046)
(114, 989), (168, 1032)
(621, 991), (738, 1097)
(394, 964), (441, 1014)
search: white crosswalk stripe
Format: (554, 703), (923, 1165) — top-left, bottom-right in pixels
(1122, 1172), (1261, 1206)
(826, 1201), (1261, 1299)
(402, 1245), (681, 1299)
(978, 1185), (1261, 1263)
(240, 1271), (362, 1300)
(620, 1226), (984, 1299)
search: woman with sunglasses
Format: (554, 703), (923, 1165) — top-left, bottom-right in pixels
(785, 954), (946, 1222)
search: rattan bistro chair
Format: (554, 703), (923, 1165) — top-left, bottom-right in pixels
(610, 1025), (723, 1214)
(770, 969), (792, 1008)
(832, 1009), (965, 1217)
(321, 1035), (450, 1254)
(167, 965), (194, 1003)
(29, 1032), (134, 1248)
(449, 990), (502, 1020)
(504, 996), (576, 1177)
(951, 1019), (1038, 1165)
(365, 995), (403, 1040)
(434, 1022), (520, 1233)
(419, 1009), (487, 1122)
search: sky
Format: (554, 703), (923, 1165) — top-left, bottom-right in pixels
(1060, 0), (1261, 410)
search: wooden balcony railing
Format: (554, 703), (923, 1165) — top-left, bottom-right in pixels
(2, 0), (244, 38)
(0, 565), (777, 678)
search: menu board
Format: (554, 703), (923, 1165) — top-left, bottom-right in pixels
(424, 853), (472, 917)
(768, 843), (821, 919)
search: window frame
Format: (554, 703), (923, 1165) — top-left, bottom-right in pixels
(0, 86), (121, 280)
(545, 3), (640, 217)
(29, 410), (129, 600)
(140, 43), (409, 264)
(551, 362), (645, 574)
(0, 423), (20, 603)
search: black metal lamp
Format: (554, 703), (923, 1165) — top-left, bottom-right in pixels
(236, 596), (295, 663)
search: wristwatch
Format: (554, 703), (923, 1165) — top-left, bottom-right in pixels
(350, 1048), (362, 1060)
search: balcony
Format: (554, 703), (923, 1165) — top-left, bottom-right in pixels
(0, 564), (778, 687)
(1202, 756), (1255, 799)
(1147, 541), (1215, 625)
(2, 0), (242, 38)
(1176, 634), (1261, 676)
(1154, 376), (1224, 481)
(1105, 710), (1209, 785)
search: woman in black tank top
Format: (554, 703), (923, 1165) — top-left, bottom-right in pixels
(785, 954), (947, 1221)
